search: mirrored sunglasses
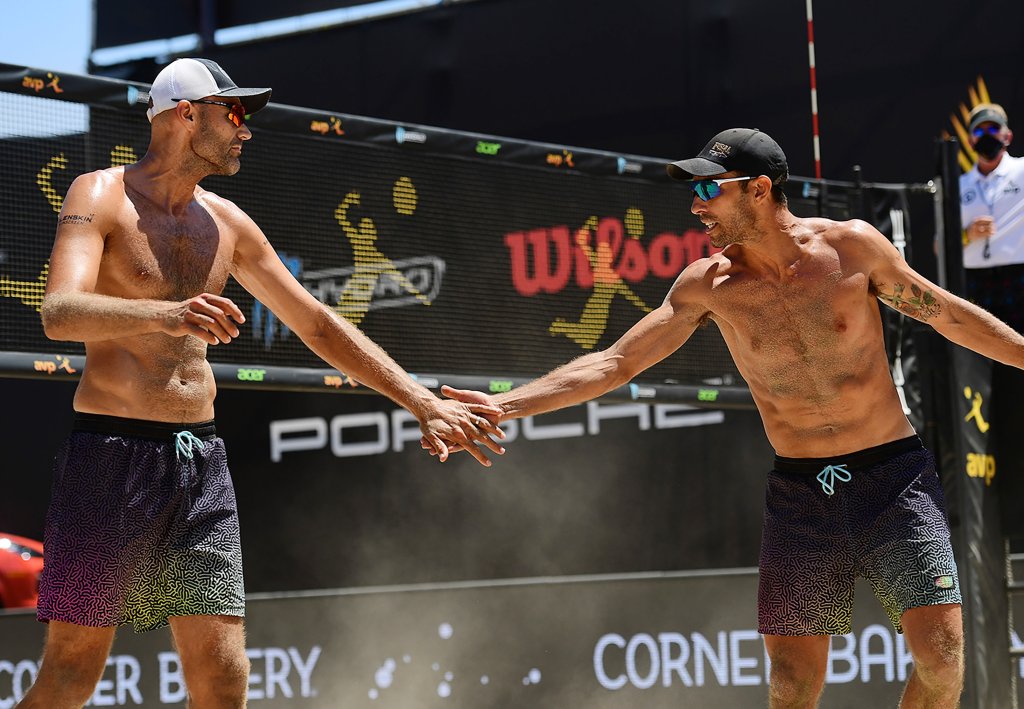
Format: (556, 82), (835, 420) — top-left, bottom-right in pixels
(176, 98), (248, 127)
(971, 124), (1002, 138)
(688, 175), (755, 201)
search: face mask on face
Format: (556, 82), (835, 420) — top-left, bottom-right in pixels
(975, 133), (1007, 161)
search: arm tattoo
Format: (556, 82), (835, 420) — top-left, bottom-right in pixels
(58, 213), (94, 226)
(877, 282), (941, 320)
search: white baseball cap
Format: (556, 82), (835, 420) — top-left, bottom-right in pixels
(146, 58), (272, 123)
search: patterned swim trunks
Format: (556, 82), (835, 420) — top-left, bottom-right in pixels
(37, 412), (245, 632)
(758, 435), (960, 636)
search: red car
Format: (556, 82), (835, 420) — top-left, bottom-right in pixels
(0, 533), (44, 609)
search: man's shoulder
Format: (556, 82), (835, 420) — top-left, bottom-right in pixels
(71, 166), (125, 190)
(194, 187), (247, 221)
(800, 215), (872, 241)
(810, 217), (888, 258)
(1002, 153), (1024, 176)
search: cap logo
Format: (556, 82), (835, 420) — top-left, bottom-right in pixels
(708, 142), (732, 159)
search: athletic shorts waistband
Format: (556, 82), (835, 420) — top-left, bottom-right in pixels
(72, 412), (217, 441)
(772, 435), (922, 474)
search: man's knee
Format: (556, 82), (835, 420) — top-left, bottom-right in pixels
(769, 658), (827, 704)
(911, 634), (964, 689)
(187, 651), (250, 706)
(904, 607), (964, 690)
(765, 636), (830, 707)
(20, 653), (108, 706)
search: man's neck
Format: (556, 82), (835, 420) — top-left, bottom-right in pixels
(978, 152), (1006, 176)
(127, 153), (206, 215)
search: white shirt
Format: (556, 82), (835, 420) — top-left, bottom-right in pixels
(960, 153), (1024, 268)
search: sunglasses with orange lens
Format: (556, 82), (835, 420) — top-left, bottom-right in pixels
(175, 98), (248, 127)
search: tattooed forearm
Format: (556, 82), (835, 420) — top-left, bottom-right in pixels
(58, 213), (94, 226)
(878, 282), (942, 320)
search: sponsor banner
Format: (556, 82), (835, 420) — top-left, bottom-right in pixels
(9, 570), (1022, 708)
(0, 63), (148, 110)
(945, 347), (1013, 707)
(1, 64), (916, 393)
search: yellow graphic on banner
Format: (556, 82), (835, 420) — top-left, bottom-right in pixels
(965, 452), (996, 486)
(0, 264), (49, 311)
(944, 76), (991, 174)
(37, 153), (68, 213)
(110, 145), (138, 167)
(332, 178), (431, 326)
(963, 386), (990, 433)
(549, 209), (652, 349)
(5, 147), (143, 312)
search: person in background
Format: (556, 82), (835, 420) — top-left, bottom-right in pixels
(960, 102), (1024, 333)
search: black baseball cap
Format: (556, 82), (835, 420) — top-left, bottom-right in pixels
(667, 128), (788, 181)
(968, 103), (1008, 133)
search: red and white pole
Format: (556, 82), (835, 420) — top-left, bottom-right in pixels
(806, 0), (822, 179)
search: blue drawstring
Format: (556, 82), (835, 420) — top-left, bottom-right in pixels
(174, 430), (205, 461)
(816, 464), (851, 496)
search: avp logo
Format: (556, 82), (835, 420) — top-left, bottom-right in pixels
(21, 72), (63, 94)
(310, 116), (344, 136)
(32, 354), (76, 375)
(302, 177), (444, 326)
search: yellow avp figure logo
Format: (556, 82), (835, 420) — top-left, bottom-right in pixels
(963, 385), (995, 485)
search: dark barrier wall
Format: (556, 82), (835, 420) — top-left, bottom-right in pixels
(9, 570), (1021, 708)
(92, 0), (1024, 188)
(0, 377), (773, 591)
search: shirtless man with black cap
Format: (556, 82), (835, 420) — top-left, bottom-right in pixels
(437, 128), (1024, 707)
(20, 58), (503, 709)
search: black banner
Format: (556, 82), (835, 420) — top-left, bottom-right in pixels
(0, 377), (772, 591)
(945, 346), (1012, 708)
(9, 570), (1017, 708)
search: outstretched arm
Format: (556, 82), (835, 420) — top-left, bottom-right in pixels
(230, 210), (504, 465)
(489, 263), (711, 421)
(861, 220), (1024, 367)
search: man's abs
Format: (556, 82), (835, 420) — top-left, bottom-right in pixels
(73, 336), (217, 423)
(753, 380), (916, 458)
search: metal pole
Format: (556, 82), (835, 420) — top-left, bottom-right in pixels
(805, 0), (822, 179)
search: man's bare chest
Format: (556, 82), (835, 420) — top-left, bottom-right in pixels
(710, 268), (873, 354)
(101, 202), (234, 301)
